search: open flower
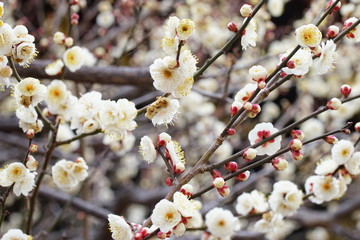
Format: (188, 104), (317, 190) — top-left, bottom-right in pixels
(248, 122), (282, 155)
(151, 199), (182, 233)
(205, 207), (240, 239)
(1, 229), (32, 240)
(63, 46), (84, 72)
(139, 136), (157, 163)
(331, 139), (354, 165)
(241, 19), (257, 50)
(295, 24), (322, 47)
(314, 40), (337, 74)
(108, 214), (134, 240)
(177, 19), (195, 40)
(145, 97), (179, 126)
(281, 48), (313, 76)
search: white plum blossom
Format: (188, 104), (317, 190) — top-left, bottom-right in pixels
(63, 46), (84, 72)
(248, 122), (282, 156)
(15, 77), (47, 107)
(306, 175), (340, 203)
(234, 83), (257, 104)
(295, 24), (322, 47)
(139, 136), (157, 163)
(0, 23), (15, 55)
(345, 152), (360, 175)
(0, 229), (32, 240)
(281, 48), (313, 76)
(241, 19), (257, 50)
(173, 192), (195, 218)
(107, 214), (134, 240)
(52, 159), (88, 191)
(177, 19), (195, 40)
(235, 190), (269, 216)
(314, 158), (338, 175)
(268, 181), (303, 217)
(314, 40), (337, 74)
(331, 139), (354, 165)
(145, 97), (179, 126)
(205, 207), (240, 240)
(151, 199), (182, 233)
(45, 59), (64, 76)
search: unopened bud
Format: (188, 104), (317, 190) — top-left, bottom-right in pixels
(158, 132), (171, 146)
(326, 97), (342, 110)
(327, 25), (340, 38)
(327, 0), (341, 12)
(227, 22), (238, 33)
(243, 102), (253, 111)
(249, 65), (267, 82)
(323, 135), (338, 144)
(236, 170), (250, 181)
(257, 81), (266, 89)
(227, 128), (236, 136)
(280, 71), (287, 78)
(251, 104), (261, 114)
(29, 144), (38, 153)
(247, 111), (258, 118)
(289, 138), (302, 151)
(64, 37), (74, 47)
(243, 148), (257, 161)
(174, 162), (185, 174)
(340, 84), (352, 98)
(213, 177), (225, 188)
(53, 31), (66, 44)
(71, 13), (80, 25)
(157, 231), (166, 239)
(355, 122), (360, 133)
(230, 101), (243, 116)
(240, 4), (253, 17)
(225, 161), (238, 172)
(217, 186), (230, 197)
(292, 150), (303, 161)
(180, 184), (193, 197)
(165, 177), (173, 186)
(271, 157), (288, 171)
(341, 128), (351, 134)
(291, 129), (305, 141)
(211, 170), (222, 179)
(26, 129), (35, 139)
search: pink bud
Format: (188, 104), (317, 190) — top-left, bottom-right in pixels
(224, 161), (238, 172)
(174, 162), (185, 174)
(29, 144), (38, 153)
(271, 157), (288, 171)
(327, 0), (341, 12)
(230, 102), (243, 116)
(157, 231), (166, 239)
(326, 97), (342, 110)
(340, 84), (352, 98)
(292, 150), (303, 161)
(341, 128), (351, 135)
(257, 81), (266, 89)
(71, 13), (80, 25)
(211, 170), (222, 179)
(280, 72), (287, 78)
(323, 135), (338, 144)
(355, 122), (360, 133)
(289, 138), (302, 151)
(180, 184), (193, 197)
(227, 22), (239, 33)
(287, 60), (296, 69)
(290, 129), (305, 141)
(251, 104), (261, 114)
(327, 25), (340, 38)
(236, 170), (250, 181)
(217, 186), (230, 197)
(243, 148), (257, 161)
(26, 129), (35, 139)
(227, 128), (236, 136)
(165, 177), (173, 186)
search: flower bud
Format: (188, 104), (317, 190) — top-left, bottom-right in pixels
(165, 177), (173, 186)
(180, 184), (193, 197)
(271, 157), (288, 171)
(213, 177), (225, 189)
(26, 129), (35, 139)
(243, 102), (253, 111)
(326, 97), (342, 110)
(230, 101), (243, 116)
(224, 161), (238, 172)
(227, 128), (236, 136)
(174, 162), (185, 174)
(249, 65), (267, 82)
(323, 135), (338, 144)
(157, 231), (167, 239)
(290, 129), (304, 141)
(289, 138), (302, 151)
(26, 155), (38, 171)
(64, 37), (74, 47)
(240, 4), (253, 17)
(355, 122), (360, 133)
(217, 186), (230, 197)
(227, 22), (238, 33)
(236, 170), (250, 181)
(292, 150), (303, 161)
(251, 104), (261, 114)
(71, 13), (80, 25)
(340, 84), (352, 98)
(211, 170), (222, 179)
(327, 0), (341, 12)
(341, 128), (351, 135)
(158, 132), (171, 146)
(327, 25), (340, 38)
(243, 148), (257, 161)
(29, 143), (38, 153)
(53, 31), (65, 44)
(247, 111), (258, 118)
(257, 81), (266, 89)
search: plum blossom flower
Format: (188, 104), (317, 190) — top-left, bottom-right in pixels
(63, 46), (84, 72)
(248, 122), (282, 156)
(344, 152), (360, 175)
(205, 207), (240, 239)
(1, 229), (32, 240)
(235, 190), (268, 216)
(305, 175), (340, 204)
(314, 40), (337, 74)
(241, 19), (257, 50)
(268, 181), (303, 217)
(108, 214), (134, 240)
(234, 83), (257, 104)
(331, 139), (354, 165)
(295, 24), (322, 47)
(139, 136), (157, 163)
(151, 199), (182, 233)
(281, 48), (313, 76)
(145, 97), (179, 126)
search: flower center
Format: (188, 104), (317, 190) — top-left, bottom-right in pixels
(255, 130), (275, 147)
